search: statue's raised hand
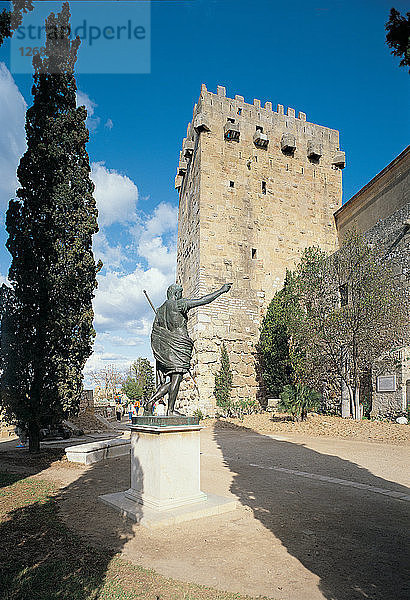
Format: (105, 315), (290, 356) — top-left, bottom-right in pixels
(221, 282), (233, 293)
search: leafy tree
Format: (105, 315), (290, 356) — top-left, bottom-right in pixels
(288, 231), (408, 419)
(122, 376), (142, 402)
(0, 4), (99, 451)
(0, 1), (34, 46)
(278, 384), (320, 422)
(258, 272), (298, 397)
(214, 343), (233, 413)
(130, 358), (154, 402)
(385, 8), (410, 70)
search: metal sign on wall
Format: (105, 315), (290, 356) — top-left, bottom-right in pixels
(376, 375), (396, 392)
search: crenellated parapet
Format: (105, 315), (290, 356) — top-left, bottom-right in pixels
(175, 83), (345, 191)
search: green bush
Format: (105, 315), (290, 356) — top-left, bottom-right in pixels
(193, 408), (204, 420)
(278, 384), (320, 421)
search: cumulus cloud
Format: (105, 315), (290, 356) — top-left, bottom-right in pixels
(104, 118), (113, 130)
(93, 265), (171, 331)
(76, 90), (100, 131)
(0, 63), (27, 209)
(91, 161), (139, 227)
(133, 202), (178, 272)
(93, 231), (130, 270)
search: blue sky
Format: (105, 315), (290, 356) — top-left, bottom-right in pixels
(0, 0), (409, 383)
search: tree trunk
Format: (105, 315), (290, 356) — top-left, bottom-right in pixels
(28, 421), (40, 453)
(347, 385), (355, 418)
(353, 385), (361, 420)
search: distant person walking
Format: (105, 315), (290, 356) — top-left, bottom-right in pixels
(154, 399), (166, 416)
(115, 403), (123, 422)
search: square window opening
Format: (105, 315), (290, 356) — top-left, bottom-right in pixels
(229, 180), (235, 188)
(237, 107), (242, 115)
(256, 125), (263, 132)
(227, 117), (235, 123)
(252, 248), (257, 259)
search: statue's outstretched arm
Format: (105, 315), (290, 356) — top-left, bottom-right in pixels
(186, 283), (232, 310)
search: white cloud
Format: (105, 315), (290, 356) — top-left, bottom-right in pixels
(133, 202), (178, 272)
(91, 161), (138, 227)
(0, 63), (27, 209)
(93, 265), (170, 331)
(76, 90), (100, 131)
(93, 230), (130, 270)
(104, 118), (114, 130)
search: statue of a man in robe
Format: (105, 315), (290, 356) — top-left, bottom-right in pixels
(146, 283), (232, 415)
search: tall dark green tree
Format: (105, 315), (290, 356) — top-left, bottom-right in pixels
(385, 8), (410, 70)
(0, 1), (34, 46)
(0, 3), (99, 451)
(214, 343), (233, 413)
(258, 273), (295, 398)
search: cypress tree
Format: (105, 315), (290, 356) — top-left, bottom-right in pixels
(0, 1), (34, 47)
(214, 343), (233, 412)
(0, 3), (99, 451)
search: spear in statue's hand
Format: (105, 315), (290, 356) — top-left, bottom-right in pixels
(143, 289), (156, 314)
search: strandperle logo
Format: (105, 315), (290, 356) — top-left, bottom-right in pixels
(10, 1), (151, 74)
(15, 20), (147, 46)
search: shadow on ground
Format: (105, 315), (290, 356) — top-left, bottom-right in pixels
(213, 421), (410, 600)
(0, 441), (137, 600)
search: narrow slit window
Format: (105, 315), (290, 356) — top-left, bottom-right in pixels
(252, 248), (257, 259)
(339, 284), (348, 307)
(261, 181), (266, 194)
(286, 164), (289, 171)
(229, 180), (235, 188)
(301, 167), (304, 174)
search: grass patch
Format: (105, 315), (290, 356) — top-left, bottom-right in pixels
(0, 473), (269, 600)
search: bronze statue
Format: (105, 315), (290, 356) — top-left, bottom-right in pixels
(145, 283), (232, 415)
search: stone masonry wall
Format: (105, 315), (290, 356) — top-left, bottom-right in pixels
(365, 203), (410, 416)
(176, 85), (344, 415)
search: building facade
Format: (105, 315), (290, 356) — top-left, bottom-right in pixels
(175, 84), (345, 415)
(335, 146), (410, 416)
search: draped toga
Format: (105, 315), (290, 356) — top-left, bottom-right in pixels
(151, 298), (193, 375)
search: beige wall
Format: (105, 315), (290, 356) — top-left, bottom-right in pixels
(335, 146), (410, 242)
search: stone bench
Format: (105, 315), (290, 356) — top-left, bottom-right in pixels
(65, 437), (131, 465)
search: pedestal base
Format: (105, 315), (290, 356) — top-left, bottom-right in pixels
(99, 490), (237, 529)
(99, 418), (237, 528)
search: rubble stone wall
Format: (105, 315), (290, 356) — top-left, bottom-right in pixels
(176, 85), (343, 415)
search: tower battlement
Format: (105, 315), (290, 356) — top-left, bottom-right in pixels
(175, 85), (345, 415)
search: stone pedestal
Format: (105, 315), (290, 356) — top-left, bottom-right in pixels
(100, 416), (236, 528)
(126, 419), (206, 510)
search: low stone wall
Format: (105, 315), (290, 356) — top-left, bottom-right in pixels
(65, 437), (131, 465)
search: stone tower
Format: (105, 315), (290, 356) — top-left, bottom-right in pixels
(175, 84), (345, 415)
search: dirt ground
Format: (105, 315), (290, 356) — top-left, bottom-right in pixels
(1, 417), (409, 600)
(203, 412), (410, 445)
